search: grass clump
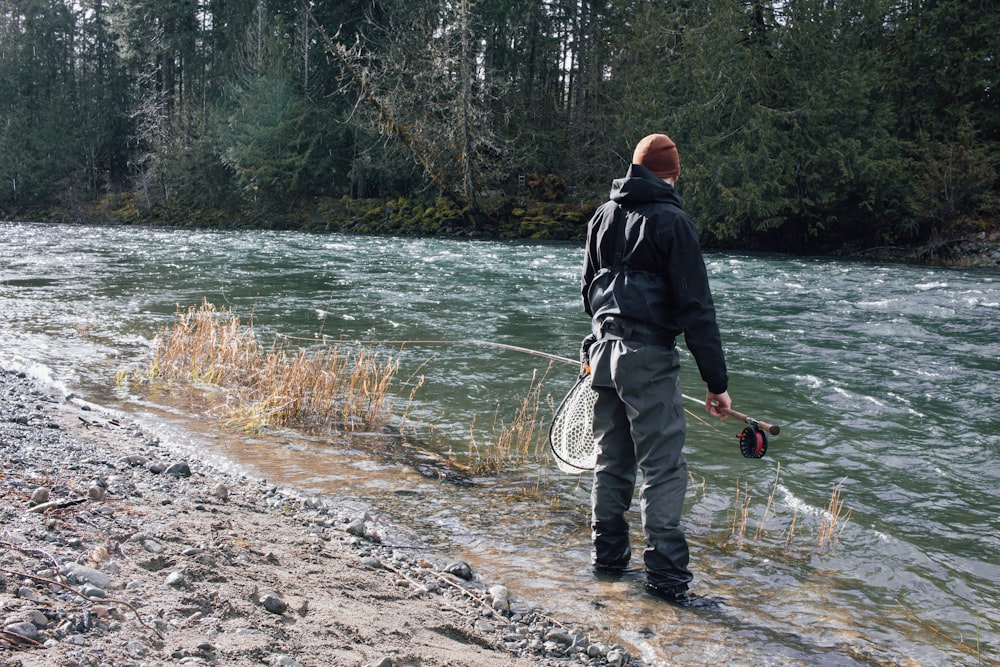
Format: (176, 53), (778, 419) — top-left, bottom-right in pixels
(702, 467), (853, 556)
(128, 300), (398, 433)
(469, 368), (551, 475)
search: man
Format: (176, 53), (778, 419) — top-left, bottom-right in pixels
(581, 133), (732, 608)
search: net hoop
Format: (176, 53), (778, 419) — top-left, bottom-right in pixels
(548, 374), (599, 473)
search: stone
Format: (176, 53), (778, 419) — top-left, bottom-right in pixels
(165, 462), (192, 477)
(488, 584), (511, 613)
(165, 571), (187, 588)
(4, 622), (39, 640)
(359, 556), (382, 569)
(29, 486), (50, 506)
(80, 584), (107, 599)
(442, 561), (473, 580)
(345, 518), (366, 537)
(260, 593), (287, 615)
(61, 563), (110, 589)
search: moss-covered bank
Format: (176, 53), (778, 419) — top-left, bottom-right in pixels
(6, 193), (999, 268)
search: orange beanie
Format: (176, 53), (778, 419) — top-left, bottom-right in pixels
(632, 134), (680, 180)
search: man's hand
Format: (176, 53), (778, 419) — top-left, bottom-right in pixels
(706, 391), (731, 420)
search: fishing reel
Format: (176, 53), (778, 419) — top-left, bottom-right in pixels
(738, 425), (768, 459)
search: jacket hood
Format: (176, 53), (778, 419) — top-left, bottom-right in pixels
(610, 164), (683, 209)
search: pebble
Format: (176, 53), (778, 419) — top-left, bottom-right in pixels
(165, 571), (187, 588)
(165, 461), (192, 477)
(61, 563), (111, 589)
(345, 517), (366, 536)
(29, 486), (50, 505)
(489, 584), (511, 613)
(360, 556), (383, 569)
(260, 592), (288, 615)
(442, 560), (473, 580)
(4, 621), (39, 640)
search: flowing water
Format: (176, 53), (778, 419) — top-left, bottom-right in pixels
(1, 221), (998, 666)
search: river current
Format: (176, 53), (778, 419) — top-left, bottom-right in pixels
(1, 221), (997, 666)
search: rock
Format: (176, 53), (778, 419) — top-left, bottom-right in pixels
(375, 657), (393, 667)
(143, 538), (165, 554)
(165, 571), (187, 588)
(79, 584), (107, 598)
(345, 518), (366, 537)
(29, 486), (50, 506)
(489, 584), (511, 613)
(165, 461), (192, 477)
(359, 556), (382, 569)
(211, 483), (229, 500)
(16, 586), (39, 601)
(4, 621), (39, 640)
(274, 656), (305, 667)
(61, 563), (111, 589)
(88, 484), (105, 501)
(442, 560), (473, 580)
(260, 592), (287, 615)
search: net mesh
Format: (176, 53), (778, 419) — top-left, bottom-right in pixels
(549, 375), (599, 473)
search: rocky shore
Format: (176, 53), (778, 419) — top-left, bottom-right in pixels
(0, 367), (642, 667)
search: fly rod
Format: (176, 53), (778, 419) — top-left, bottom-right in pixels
(332, 337), (781, 436)
(471, 340), (781, 435)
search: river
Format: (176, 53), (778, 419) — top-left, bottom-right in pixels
(1, 221), (997, 666)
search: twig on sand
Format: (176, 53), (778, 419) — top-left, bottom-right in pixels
(0, 540), (164, 640)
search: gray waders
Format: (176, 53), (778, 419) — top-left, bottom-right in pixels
(588, 337), (693, 592)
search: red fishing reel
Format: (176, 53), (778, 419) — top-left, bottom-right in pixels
(738, 426), (768, 458)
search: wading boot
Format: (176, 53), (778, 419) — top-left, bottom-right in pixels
(644, 582), (722, 610)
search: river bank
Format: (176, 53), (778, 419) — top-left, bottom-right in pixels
(6, 206), (999, 267)
(0, 366), (642, 667)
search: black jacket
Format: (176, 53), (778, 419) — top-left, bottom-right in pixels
(582, 164), (728, 394)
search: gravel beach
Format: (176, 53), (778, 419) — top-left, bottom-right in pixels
(0, 366), (642, 667)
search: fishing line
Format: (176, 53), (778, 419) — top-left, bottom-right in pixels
(273, 334), (780, 466)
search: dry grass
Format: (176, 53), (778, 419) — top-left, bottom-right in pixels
(817, 477), (853, 552)
(721, 467), (853, 555)
(469, 367), (550, 475)
(125, 300), (398, 433)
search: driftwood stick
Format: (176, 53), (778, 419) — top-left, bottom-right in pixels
(0, 561), (163, 640)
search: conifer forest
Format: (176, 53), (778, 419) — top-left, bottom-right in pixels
(1, 0), (996, 252)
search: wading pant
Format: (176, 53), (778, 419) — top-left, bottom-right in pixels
(589, 338), (692, 592)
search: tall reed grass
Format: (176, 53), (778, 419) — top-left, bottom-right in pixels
(126, 300), (398, 433)
(718, 467), (853, 555)
(469, 368), (551, 475)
